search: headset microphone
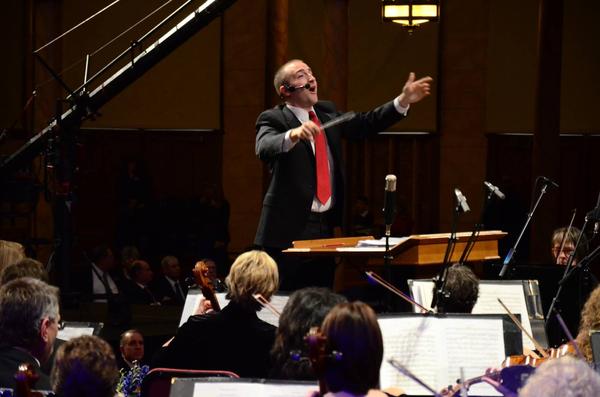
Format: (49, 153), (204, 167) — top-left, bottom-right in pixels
(284, 83), (310, 92)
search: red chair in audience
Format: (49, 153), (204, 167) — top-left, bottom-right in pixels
(141, 368), (240, 397)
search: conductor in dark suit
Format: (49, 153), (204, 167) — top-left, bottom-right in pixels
(254, 59), (432, 289)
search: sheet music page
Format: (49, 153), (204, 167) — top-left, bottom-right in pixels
(408, 280), (435, 313)
(192, 381), (316, 397)
(441, 317), (505, 396)
(379, 316), (506, 396)
(379, 316), (445, 395)
(472, 282), (534, 351)
(410, 280), (535, 351)
(179, 291), (287, 328)
(58, 326), (95, 341)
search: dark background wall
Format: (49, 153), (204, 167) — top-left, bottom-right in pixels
(1, 0), (600, 268)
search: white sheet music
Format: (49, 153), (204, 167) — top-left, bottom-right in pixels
(179, 291), (288, 327)
(58, 326), (95, 341)
(408, 279), (535, 350)
(192, 381), (316, 397)
(379, 315), (505, 396)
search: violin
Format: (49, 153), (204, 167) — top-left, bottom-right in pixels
(192, 260), (221, 312)
(14, 363), (43, 397)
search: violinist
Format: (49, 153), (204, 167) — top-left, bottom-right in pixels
(550, 227), (588, 266)
(51, 335), (119, 397)
(575, 285), (600, 363)
(309, 301), (406, 397)
(434, 264), (479, 314)
(547, 227), (598, 346)
(270, 287), (346, 380)
(0, 278), (59, 390)
(518, 356), (600, 397)
(151, 250), (279, 378)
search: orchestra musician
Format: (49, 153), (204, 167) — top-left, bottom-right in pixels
(151, 250), (279, 378)
(308, 301), (406, 397)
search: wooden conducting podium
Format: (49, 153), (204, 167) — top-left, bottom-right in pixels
(283, 230), (506, 291)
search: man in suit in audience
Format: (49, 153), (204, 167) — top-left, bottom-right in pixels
(0, 277), (60, 390)
(117, 329), (146, 372)
(122, 260), (159, 305)
(151, 255), (188, 305)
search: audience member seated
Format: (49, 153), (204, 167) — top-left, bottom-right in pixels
(270, 287), (346, 380)
(117, 329), (146, 372)
(311, 301), (405, 397)
(434, 264), (479, 314)
(518, 356), (600, 397)
(122, 260), (159, 305)
(0, 277), (60, 390)
(350, 196), (374, 236)
(120, 245), (141, 280)
(151, 250), (278, 378)
(51, 335), (119, 397)
(551, 226), (588, 266)
(0, 240), (25, 274)
(76, 245), (121, 303)
(0, 257), (48, 285)
(151, 255), (188, 305)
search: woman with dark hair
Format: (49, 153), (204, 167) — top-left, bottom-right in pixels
(313, 301), (405, 397)
(270, 287), (346, 379)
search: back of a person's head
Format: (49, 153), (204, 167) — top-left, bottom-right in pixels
(52, 335), (119, 397)
(576, 285), (600, 362)
(0, 240), (26, 273)
(321, 301), (383, 395)
(225, 250), (278, 309)
(436, 264), (479, 313)
(271, 287), (347, 380)
(0, 277), (59, 350)
(0, 258), (48, 285)
(519, 356), (600, 397)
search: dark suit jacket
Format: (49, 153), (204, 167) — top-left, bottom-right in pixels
(254, 100), (405, 248)
(122, 279), (158, 305)
(151, 301), (276, 378)
(151, 276), (188, 306)
(0, 346), (51, 391)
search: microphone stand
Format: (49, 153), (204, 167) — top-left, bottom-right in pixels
(431, 191), (462, 310)
(457, 187), (496, 265)
(499, 179), (553, 278)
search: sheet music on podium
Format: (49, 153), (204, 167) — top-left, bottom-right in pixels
(379, 314), (519, 396)
(180, 290), (288, 327)
(408, 279), (538, 351)
(169, 377), (317, 397)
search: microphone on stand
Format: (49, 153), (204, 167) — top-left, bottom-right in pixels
(383, 175), (397, 237)
(454, 188), (470, 213)
(484, 181), (506, 200)
(540, 176), (559, 188)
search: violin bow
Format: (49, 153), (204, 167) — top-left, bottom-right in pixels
(387, 358), (441, 397)
(253, 293), (281, 317)
(497, 298), (549, 358)
(552, 308), (585, 361)
(365, 271), (431, 314)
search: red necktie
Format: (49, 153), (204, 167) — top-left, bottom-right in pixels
(308, 110), (331, 204)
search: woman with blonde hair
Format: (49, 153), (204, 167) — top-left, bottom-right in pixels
(0, 240), (25, 274)
(151, 250), (279, 378)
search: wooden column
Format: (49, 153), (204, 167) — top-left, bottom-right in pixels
(265, 0), (289, 108)
(529, 0), (563, 262)
(322, 0), (348, 110)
